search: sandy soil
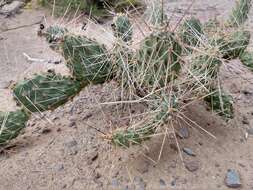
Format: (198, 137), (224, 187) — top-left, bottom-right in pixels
(0, 1), (253, 190)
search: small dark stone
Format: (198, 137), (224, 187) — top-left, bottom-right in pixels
(68, 121), (76, 128)
(41, 128), (51, 134)
(183, 148), (196, 157)
(171, 179), (176, 186)
(242, 90), (252, 95)
(82, 113), (92, 120)
(64, 140), (78, 148)
(134, 176), (146, 190)
(87, 151), (98, 165)
(159, 179), (166, 186)
(225, 169), (241, 188)
(185, 161), (199, 172)
(177, 127), (189, 139)
(247, 128), (253, 135)
(242, 116), (249, 125)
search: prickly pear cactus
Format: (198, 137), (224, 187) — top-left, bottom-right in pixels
(46, 25), (68, 45)
(218, 30), (250, 59)
(136, 32), (182, 87)
(0, 110), (29, 145)
(228, 0), (252, 27)
(112, 13), (133, 42)
(13, 72), (83, 112)
(144, 3), (168, 27)
(204, 90), (234, 119)
(240, 51), (253, 70)
(62, 35), (113, 83)
(180, 17), (204, 51)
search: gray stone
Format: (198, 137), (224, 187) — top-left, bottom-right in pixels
(111, 178), (119, 187)
(242, 116), (249, 125)
(54, 164), (64, 172)
(159, 179), (166, 186)
(185, 161), (199, 172)
(68, 121), (76, 128)
(64, 140), (77, 148)
(87, 151), (98, 165)
(183, 148), (196, 157)
(0, 1), (24, 15)
(177, 127), (189, 139)
(247, 128), (253, 135)
(225, 169), (241, 188)
(134, 176), (146, 190)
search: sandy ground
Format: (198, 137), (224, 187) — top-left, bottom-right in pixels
(1, 1), (253, 190)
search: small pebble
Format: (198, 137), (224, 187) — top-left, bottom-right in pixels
(247, 128), (253, 135)
(159, 179), (166, 186)
(185, 161), (199, 172)
(225, 169), (241, 188)
(177, 127), (189, 139)
(183, 148), (196, 157)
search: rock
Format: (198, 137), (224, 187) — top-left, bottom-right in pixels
(53, 164), (64, 172)
(87, 151), (98, 165)
(159, 179), (166, 186)
(242, 90), (252, 95)
(134, 176), (146, 190)
(247, 128), (253, 135)
(41, 128), (51, 134)
(171, 179), (176, 186)
(111, 178), (119, 187)
(82, 113), (92, 120)
(225, 169), (241, 188)
(183, 148), (196, 157)
(185, 161), (199, 172)
(0, 1), (24, 15)
(242, 116), (249, 125)
(68, 121), (76, 128)
(177, 127), (189, 139)
(64, 140), (77, 148)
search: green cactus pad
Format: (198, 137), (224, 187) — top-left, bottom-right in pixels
(191, 54), (222, 79)
(112, 13), (133, 42)
(228, 0), (252, 27)
(13, 73), (83, 112)
(180, 17), (204, 51)
(46, 26), (68, 43)
(112, 95), (176, 147)
(204, 90), (233, 119)
(62, 35), (113, 83)
(218, 30), (250, 59)
(137, 32), (182, 87)
(239, 51), (253, 71)
(0, 110), (29, 145)
(144, 3), (168, 27)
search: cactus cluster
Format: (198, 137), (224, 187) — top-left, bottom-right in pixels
(1, 0), (252, 147)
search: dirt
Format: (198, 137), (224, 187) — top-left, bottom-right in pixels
(0, 0), (253, 190)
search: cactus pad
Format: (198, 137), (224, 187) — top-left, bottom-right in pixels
(228, 0), (252, 27)
(219, 30), (250, 59)
(112, 13), (133, 42)
(0, 110), (29, 145)
(62, 35), (112, 83)
(204, 90), (234, 119)
(137, 32), (182, 87)
(13, 73), (83, 112)
(180, 17), (204, 50)
(239, 51), (253, 71)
